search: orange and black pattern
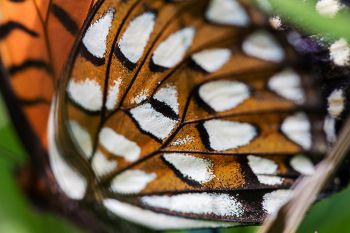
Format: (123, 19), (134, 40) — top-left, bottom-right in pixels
(53, 0), (334, 228)
(0, 0), (350, 232)
(0, 0), (95, 147)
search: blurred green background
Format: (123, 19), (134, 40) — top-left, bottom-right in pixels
(1, 0), (350, 232)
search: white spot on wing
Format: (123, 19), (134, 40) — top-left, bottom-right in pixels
(142, 193), (244, 217)
(118, 12), (156, 63)
(247, 155), (283, 185)
(67, 79), (103, 111)
(106, 79), (121, 110)
(256, 175), (283, 185)
(103, 199), (237, 230)
(130, 103), (177, 140)
(163, 153), (215, 184)
(69, 120), (93, 158)
(203, 119), (257, 151)
(248, 155), (278, 174)
(99, 127), (140, 162)
(199, 80), (250, 112)
(327, 89), (345, 118)
(111, 170), (156, 194)
(206, 0), (250, 26)
(170, 135), (193, 146)
(290, 154), (315, 175)
(269, 16), (282, 30)
(154, 85), (179, 114)
(242, 30), (285, 63)
(92, 151), (117, 177)
(192, 48), (231, 72)
(48, 105), (87, 200)
(268, 69), (305, 104)
(132, 89), (148, 104)
(329, 38), (350, 66)
(82, 9), (114, 58)
(324, 115), (337, 143)
(263, 190), (292, 214)
(316, 0), (343, 17)
(281, 112), (312, 150)
(152, 27), (195, 68)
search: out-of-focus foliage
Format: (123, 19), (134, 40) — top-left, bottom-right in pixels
(259, 0), (350, 42)
(0, 96), (81, 233)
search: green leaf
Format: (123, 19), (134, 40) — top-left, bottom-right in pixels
(259, 0), (350, 42)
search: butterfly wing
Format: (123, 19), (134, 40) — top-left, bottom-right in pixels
(0, 0), (95, 148)
(49, 0), (332, 230)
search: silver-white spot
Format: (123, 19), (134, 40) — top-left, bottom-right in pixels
(269, 16), (283, 30)
(69, 120), (93, 159)
(154, 85), (179, 114)
(203, 119), (257, 151)
(192, 48), (231, 72)
(263, 190), (292, 215)
(163, 153), (215, 184)
(290, 154), (315, 175)
(130, 103), (178, 140)
(281, 112), (312, 150)
(170, 135), (193, 146)
(327, 89), (345, 118)
(206, 0), (250, 26)
(111, 170), (156, 194)
(248, 155), (278, 175)
(268, 69), (305, 104)
(118, 12), (156, 63)
(67, 79), (103, 111)
(103, 199), (237, 230)
(92, 151), (117, 177)
(316, 0), (343, 17)
(142, 193), (244, 217)
(329, 38), (350, 66)
(257, 175), (283, 185)
(99, 127), (141, 162)
(132, 89), (148, 104)
(324, 115), (337, 143)
(152, 27), (195, 68)
(242, 30), (285, 63)
(248, 155), (283, 185)
(82, 9), (114, 58)
(48, 106), (87, 200)
(199, 80), (250, 112)
(106, 79), (121, 110)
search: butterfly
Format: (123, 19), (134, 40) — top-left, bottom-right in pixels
(0, 0), (349, 232)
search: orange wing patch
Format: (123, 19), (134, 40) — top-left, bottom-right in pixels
(0, 0), (95, 147)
